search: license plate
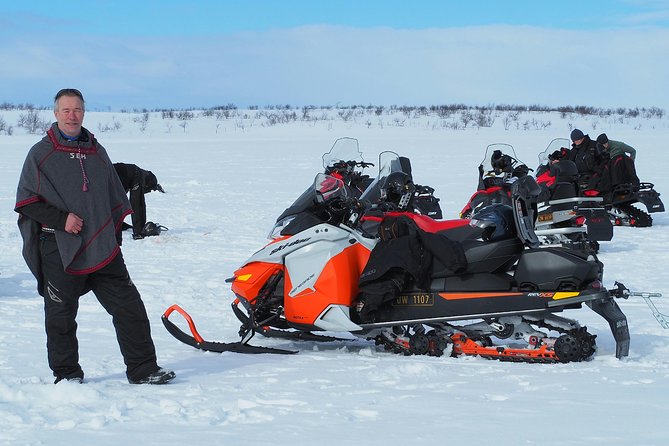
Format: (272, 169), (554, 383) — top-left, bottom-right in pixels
(393, 294), (434, 306)
(538, 212), (553, 222)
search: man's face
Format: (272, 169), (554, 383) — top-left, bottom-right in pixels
(574, 137), (585, 146)
(54, 95), (85, 137)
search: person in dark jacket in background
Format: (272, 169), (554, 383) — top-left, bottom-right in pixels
(568, 129), (607, 173)
(565, 128), (608, 189)
(595, 133), (640, 191)
(113, 163), (166, 240)
(15, 88), (175, 385)
(596, 133), (637, 160)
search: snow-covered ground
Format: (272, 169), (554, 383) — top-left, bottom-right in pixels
(1, 108), (668, 445)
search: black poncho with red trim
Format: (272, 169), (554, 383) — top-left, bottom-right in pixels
(15, 123), (132, 295)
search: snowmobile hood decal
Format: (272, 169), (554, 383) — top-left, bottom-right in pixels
(551, 292), (580, 300)
(438, 292), (524, 300)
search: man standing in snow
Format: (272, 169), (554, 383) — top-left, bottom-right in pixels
(14, 88), (175, 385)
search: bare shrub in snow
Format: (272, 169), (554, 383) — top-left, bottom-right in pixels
(133, 112), (150, 132)
(17, 110), (50, 134)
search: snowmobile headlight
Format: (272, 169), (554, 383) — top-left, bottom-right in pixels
(268, 216), (296, 240)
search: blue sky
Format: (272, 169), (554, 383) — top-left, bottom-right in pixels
(2, 0), (669, 109)
(4, 0), (669, 35)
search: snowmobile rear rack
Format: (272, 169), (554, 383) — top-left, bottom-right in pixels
(162, 304), (296, 354)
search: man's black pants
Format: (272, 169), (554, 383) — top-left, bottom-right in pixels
(39, 234), (158, 382)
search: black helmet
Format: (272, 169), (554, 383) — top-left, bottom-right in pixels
(381, 172), (415, 210)
(471, 204), (516, 242)
(491, 150), (513, 174)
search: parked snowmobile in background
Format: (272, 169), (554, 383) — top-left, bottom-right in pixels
(459, 144), (527, 219)
(535, 139), (613, 253)
(322, 137), (442, 219)
(321, 137), (375, 198)
(161, 150), (659, 363)
(604, 183), (664, 227)
(273, 138), (443, 238)
(549, 138), (664, 227)
(580, 155), (665, 228)
(460, 143), (612, 254)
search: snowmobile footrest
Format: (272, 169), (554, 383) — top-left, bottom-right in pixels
(162, 304), (296, 354)
(259, 327), (349, 342)
(586, 299), (630, 359)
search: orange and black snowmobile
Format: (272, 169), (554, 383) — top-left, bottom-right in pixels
(163, 151), (664, 363)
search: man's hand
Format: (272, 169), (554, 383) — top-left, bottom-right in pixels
(65, 213), (84, 234)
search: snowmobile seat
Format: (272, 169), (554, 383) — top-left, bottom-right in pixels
(550, 181), (578, 201)
(431, 237), (524, 278)
(537, 160), (579, 204)
(514, 247), (601, 291)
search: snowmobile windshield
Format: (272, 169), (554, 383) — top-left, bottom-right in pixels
(359, 151), (406, 206)
(270, 174), (347, 239)
(275, 186), (318, 224)
(481, 144), (521, 173)
(322, 137), (365, 170)
(479, 143), (531, 184)
(538, 138), (571, 165)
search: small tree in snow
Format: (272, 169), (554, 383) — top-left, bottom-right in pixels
(18, 110), (50, 134)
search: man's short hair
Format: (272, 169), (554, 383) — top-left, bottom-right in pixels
(54, 89), (85, 111)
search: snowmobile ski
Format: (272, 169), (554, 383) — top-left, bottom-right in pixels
(162, 305), (296, 354)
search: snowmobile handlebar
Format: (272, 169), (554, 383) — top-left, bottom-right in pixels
(415, 184), (435, 195)
(326, 160), (375, 172)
